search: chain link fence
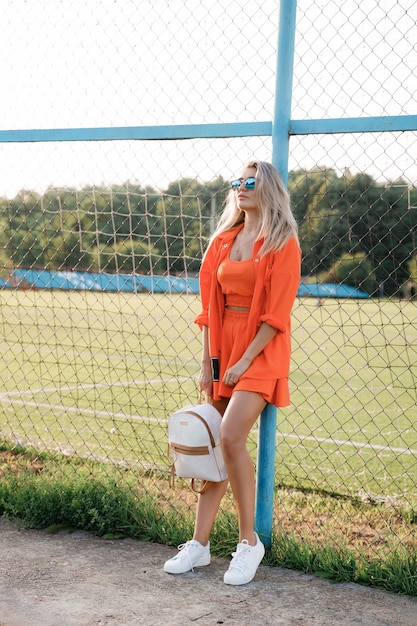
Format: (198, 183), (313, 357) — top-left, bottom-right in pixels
(1, 0), (416, 568)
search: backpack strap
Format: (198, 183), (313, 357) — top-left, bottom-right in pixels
(179, 410), (218, 494)
(191, 478), (211, 494)
(182, 409), (217, 449)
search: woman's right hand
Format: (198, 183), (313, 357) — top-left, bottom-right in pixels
(199, 360), (213, 400)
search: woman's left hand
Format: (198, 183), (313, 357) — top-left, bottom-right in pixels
(223, 357), (251, 386)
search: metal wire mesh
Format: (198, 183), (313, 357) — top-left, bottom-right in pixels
(1, 0), (416, 562)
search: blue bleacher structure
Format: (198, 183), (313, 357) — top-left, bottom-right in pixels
(11, 268), (200, 294)
(3, 269), (369, 298)
(297, 282), (369, 299)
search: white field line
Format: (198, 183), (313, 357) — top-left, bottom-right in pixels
(0, 399), (160, 423)
(0, 340), (198, 367)
(0, 431), (164, 471)
(0, 376), (193, 423)
(276, 432), (417, 456)
(0, 376), (193, 398)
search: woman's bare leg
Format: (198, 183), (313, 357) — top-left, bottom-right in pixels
(193, 479), (228, 545)
(192, 397), (229, 545)
(220, 391), (267, 545)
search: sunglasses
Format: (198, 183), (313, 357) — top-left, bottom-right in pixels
(230, 177), (256, 190)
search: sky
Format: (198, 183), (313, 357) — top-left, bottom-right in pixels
(1, 0), (416, 196)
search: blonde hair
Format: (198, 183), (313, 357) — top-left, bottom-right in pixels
(212, 160), (298, 254)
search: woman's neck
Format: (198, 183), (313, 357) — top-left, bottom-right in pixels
(240, 216), (260, 237)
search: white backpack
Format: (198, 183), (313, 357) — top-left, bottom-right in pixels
(168, 403), (228, 493)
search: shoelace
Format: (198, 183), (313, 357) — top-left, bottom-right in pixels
(176, 541), (197, 571)
(229, 540), (251, 571)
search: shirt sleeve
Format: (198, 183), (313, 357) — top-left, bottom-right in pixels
(193, 238), (218, 329)
(259, 237), (301, 332)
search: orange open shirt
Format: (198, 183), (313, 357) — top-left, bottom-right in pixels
(194, 225), (301, 406)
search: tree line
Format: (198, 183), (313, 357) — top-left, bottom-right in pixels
(1, 169), (416, 296)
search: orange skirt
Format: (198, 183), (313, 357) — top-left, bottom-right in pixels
(215, 308), (290, 407)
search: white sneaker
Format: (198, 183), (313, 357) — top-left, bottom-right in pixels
(164, 540), (211, 574)
(223, 533), (265, 585)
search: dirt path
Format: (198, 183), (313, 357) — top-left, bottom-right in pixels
(0, 518), (416, 626)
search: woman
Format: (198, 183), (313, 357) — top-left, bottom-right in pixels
(164, 160), (301, 585)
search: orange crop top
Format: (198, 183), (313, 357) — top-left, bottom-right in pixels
(217, 256), (256, 308)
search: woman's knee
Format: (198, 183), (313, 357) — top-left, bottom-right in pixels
(220, 426), (244, 459)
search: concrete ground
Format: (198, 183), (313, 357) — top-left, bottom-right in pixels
(0, 518), (416, 626)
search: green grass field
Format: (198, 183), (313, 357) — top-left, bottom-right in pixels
(1, 289), (416, 507)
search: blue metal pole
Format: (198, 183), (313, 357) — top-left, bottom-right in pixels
(272, 0), (298, 184)
(255, 403), (280, 546)
(255, 0), (298, 548)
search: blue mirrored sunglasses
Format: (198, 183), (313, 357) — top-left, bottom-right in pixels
(230, 177), (256, 190)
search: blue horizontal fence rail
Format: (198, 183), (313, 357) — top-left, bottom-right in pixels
(1, 114), (417, 145)
(290, 115), (417, 135)
(2, 0), (417, 550)
(0, 122), (272, 143)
